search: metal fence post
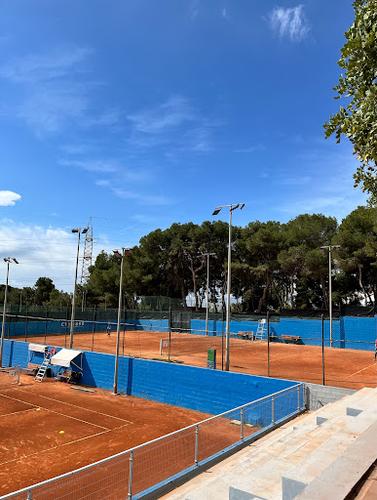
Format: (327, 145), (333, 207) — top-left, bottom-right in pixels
(128, 451), (134, 499)
(297, 385), (300, 411)
(272, 395), (275, 426)
(195, 425), (199, 466)
(241, 407), (244, 441)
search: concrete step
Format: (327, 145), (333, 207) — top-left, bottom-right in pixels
(293, 420), (377, 500)
(282, 394), (377, 500)
(160, 389), (377, 500)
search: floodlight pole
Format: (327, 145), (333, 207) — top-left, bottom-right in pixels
(113, 248), (132, 394)
(321, 245), (340, 348)
(0, 258), (19, 367)
(203, 252), (216, 336)
(70, 227), (88, 349)
(213, 203), (245, 371)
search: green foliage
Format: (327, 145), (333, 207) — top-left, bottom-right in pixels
(324, 0), (377, 196)
(2, 208), (377, 313)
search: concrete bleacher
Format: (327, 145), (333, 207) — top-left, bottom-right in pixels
(159, 387), (377, 500)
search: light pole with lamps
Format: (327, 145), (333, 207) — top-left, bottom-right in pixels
(70, 227), (88, 349)
(202, 252), (217, 336)
(212, 203), (245, 371)
(0, 257), (19, 367)
(320, 244), (340, 348)
(113, 247), (132, 394)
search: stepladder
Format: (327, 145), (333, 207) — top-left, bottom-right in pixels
(34, 347), (56, 382)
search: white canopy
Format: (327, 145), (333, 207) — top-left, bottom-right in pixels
(51, 349), (83, 368)
(28, 344), (48, 353)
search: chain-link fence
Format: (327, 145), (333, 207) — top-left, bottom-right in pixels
(0, 384), (304, 500)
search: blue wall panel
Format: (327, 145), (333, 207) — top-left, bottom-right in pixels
(4, 315), (377, 351)
(3, 340), (299, 419)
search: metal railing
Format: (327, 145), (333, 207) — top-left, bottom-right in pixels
(0, 384), (305, 500)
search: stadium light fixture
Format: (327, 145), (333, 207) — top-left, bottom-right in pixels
(69, 227), (89, 349)
(0, 257), (19, 367)
(212, 203), (246, 371)
(320, 245), (340, 348)
(113, 247), (133, 394)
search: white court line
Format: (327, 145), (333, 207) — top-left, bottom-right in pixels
(0, 392), (116, 431)
(15, 387), (134, 424)
(345, 363), (376, 379)
(0, 428), (113, 468)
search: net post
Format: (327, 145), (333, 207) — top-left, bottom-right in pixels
(128, 450), (134, 499)
(91, 306), (96, 352)
(195, 424), (199, 466)
(27, 489), (33, 499)
(240, 407), (244, 441)
(321, 314), (325, 386)
(168, 307), (172, 363)
(44, 306), (48, 344)
(267, 311), (270, 377)
(272, 394), (275, 425)
(24, 304), (28, 342)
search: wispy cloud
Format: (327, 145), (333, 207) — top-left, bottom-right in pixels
(96, 180), (172, 206)
(277, 149), (367, 221)
(0, 47), (119, 136)
(235, 144), (265, 154)
(18, 84), (89, 135)
(0, 47), (92, 83)
(267, 5), (310, 42)
(127, 95), (216, 155)
(128, 96), (195, 135)
(0, 47), (93, 136)
(0, 190), (21, 206)
(58, 158), (119, 174)
(60, 158), (152, 183)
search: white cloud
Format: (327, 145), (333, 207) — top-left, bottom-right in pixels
(0, 224), (82, 292)
(0, 191), (21, 206)
(267, 5), (310, 42)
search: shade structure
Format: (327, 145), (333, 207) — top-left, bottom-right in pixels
(51, 348), (83, 368)
(28, 344), (48, 353)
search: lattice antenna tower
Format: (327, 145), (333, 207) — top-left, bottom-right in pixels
(80, 217), (93, 284)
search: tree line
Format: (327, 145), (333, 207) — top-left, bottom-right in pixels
(3, 206), (374, 314)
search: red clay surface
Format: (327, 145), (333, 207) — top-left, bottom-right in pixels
(18, 330), (377, 390)
(0, 374), (253, 497)
(4, 330), (376, 496)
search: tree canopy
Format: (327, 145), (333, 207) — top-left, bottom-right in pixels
(2, 207), (377, 313)
(324, 0), (377, 197)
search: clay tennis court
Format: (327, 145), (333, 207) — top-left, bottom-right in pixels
(0, 373), (255, 497)
(14, 329), (377, 391)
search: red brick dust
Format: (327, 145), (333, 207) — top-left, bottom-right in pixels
(20, 330), (377, 390)
(0, 374), (250, 497)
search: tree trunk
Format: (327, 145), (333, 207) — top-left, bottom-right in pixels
(358, 265), (371, 305)
(290, 275), (295, 308)
(271, 277), (284, 310)
(257, 271), (270, 314)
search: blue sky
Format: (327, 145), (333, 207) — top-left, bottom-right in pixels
(0, 0), (367, 292)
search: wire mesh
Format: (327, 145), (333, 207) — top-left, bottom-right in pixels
(131, 427), (196, 496)
(0, 385), (303, 500)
